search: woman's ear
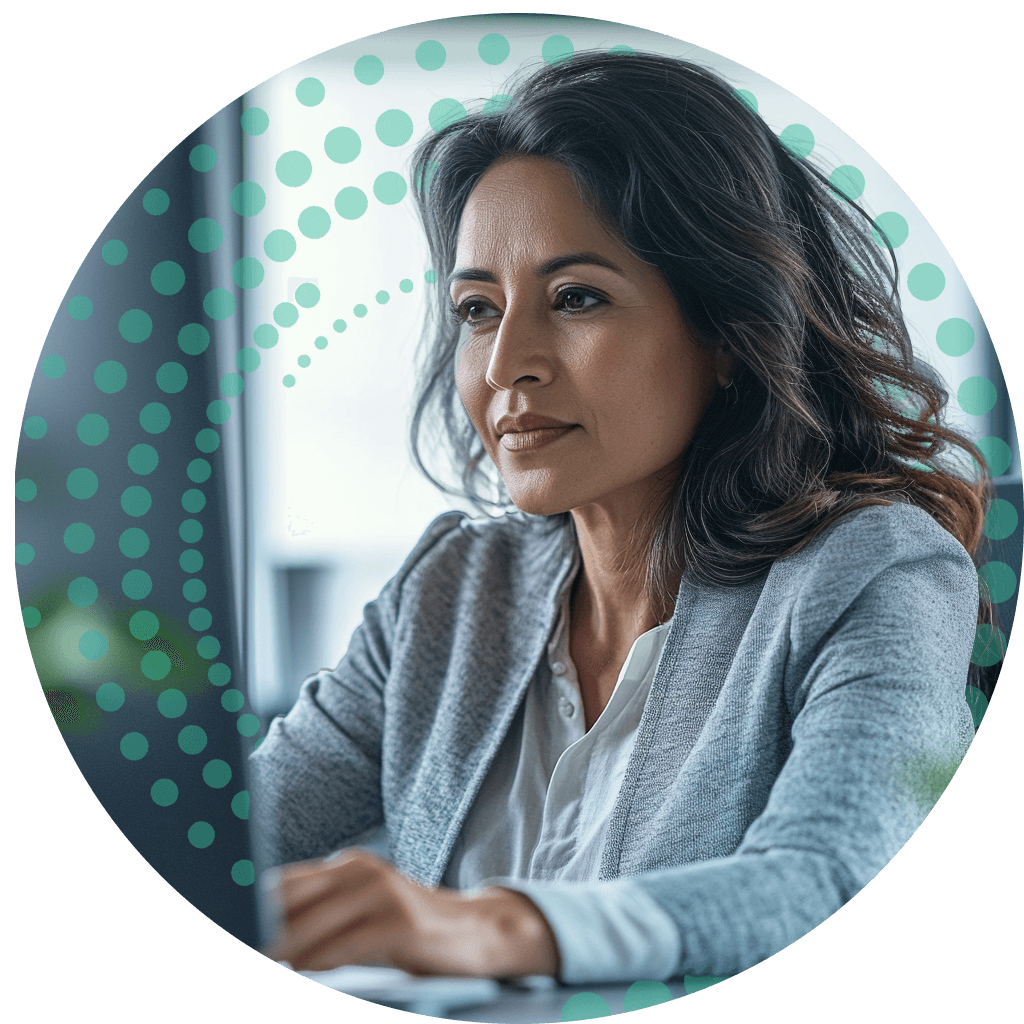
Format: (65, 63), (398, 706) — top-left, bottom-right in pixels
(715, 344), (736, 388)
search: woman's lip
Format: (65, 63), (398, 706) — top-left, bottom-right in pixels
(499, 425), (578, 451)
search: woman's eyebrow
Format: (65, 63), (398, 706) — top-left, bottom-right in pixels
(449, 252), (625, 289)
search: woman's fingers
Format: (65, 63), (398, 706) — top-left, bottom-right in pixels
(277, 850), (389, 923)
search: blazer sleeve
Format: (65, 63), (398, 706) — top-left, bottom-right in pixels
(249, 512), (464, 867)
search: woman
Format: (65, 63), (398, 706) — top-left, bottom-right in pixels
(252, 50), (989, 984)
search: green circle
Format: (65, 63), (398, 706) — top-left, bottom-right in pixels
(203, 287), (235, 320)
(189, 144), (217, 172)
(179, 518), (204, 543)
(373, 171), (407, 205)
(231, 790), (249, 819)
(295, 282), (320, 307)
(264, 229), (296, 262)
(232, 860), (255, 886)
(151, 779), (178, 806)
(93, 359), (126, 394)
(203, 759), (232, 789)
(23, 606), (41, 628)
(179, 549), (204, 573)
(354, 304), (367, 318)
(297, 355), (311, 368)
(254, 324), (279, 349)
(128, 443), (159, 475)
(15, 543), (34, 565)
(376, 290), (389, 304)
(141, 650), (171, 681)
(560, 992), (611, 1020)
(335, 187), (368, 220)
(237, 713), (260, 737)
(42, 354), (67, 379)
(207, 399), (231, 424)
(482, 95), (512, 115)
(120, 732), (148, 760)
(15, 479), (37, 502)
(425, 270), (437, 285)
(23, 416), (47, 439)
(399, 279), (413, 293)
(119, 309), (153, 343)
(936, 318), (975, 357)
(77, 413), (109, 445)
(971, 624), (1007, 667)
(283, 375), (296, 388)
(129, 610), (160, 641)
(314, 336), (327, 350)
(333, 319), (347, 333)
(142, 189), (169, 215)
(415, 40), (446, 71)
(188, 821), (215, 849)
(156, 362), (188, 394)
(188, 607), (212, 632)
(966, 684), (989, 730)
(102, 239), (128, 265)
(907, 263), (945, 300)
(63, 523), (95, 553)
(178, 323), (210, 355)
(298, 206), (331, 239)
(188, 218), (223, 254)
(121, 485), (152, 517)
(428, 98), (466, 132)
(151, 260), (185, 296)
(187, 458), (211, 484)
(376, 109), (414, 147)
(182, 488), (206, 514)
(197, 635), (221, 660)
(178, 725), (208, 755)
(68, 295), (93, 320)
(157, 688), (187, 718)
(220, 372), (244, 397)
(979, 561), (1017, 604)
(733, 88), (758, 112)
(542, 34), (574, 65)
(957, 376), (998, 416)
(96, 682), (125, 712)
(183, 578), (207, 603)
(983, 498), (1018, 540)
(272, 305), (299, 332)
(829, 164), (865, 201)
(237, 347), (261, 371)
(623, 981), (673, 1012)
(276, 151), (312, 188)
(780, 124), (815, 159)
(478, 33), (510, 65)
(122, 569), (152, 600)
(195, 429), (219, 455)
(296, 77), (325, 106)
(324, 126), (361, 163)
(230, 180), (266, 217)
(240, 107), (269, 135)
(119, 527), (150, 558)
(67, 576), (99, 607)
(871, 212), (909, 249)
(221, 688), (245, 712)
(78, 630), (108, 660)
(354, 55), (384, 84)
(209, 663), (231, 686)
(415, 159), (440, 191)
(139, 402), (171, 434)
(67, 467), (99, 499)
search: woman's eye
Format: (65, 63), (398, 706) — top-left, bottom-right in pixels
(452, 298), (501, 324)
(556, 289), (603, 312)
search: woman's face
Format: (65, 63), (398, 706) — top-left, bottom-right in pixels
(452, 156), (724, 521)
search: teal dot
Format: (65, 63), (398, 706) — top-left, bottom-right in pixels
(297, 354), (311, 368)
(67, 576), (99, 607)
(314, 336), (327, 350)
(415, 40), (446, 71)
(829, 164), (865, 201)
(188, 821), (215, 849)
(67, 468), (99, 499)
(179, 549), (204, 573)
(276, 151), (312, 188)
(298, 206), (331, 239)
(221, 688), (245, 712)
(102, 239), (128, 265)
(178, 725), (208, 755)
(907, 263), (945, 300)
(77, 413), (109, 445)
(151, 260), (185, 296)
(254, 324), (279, 349)
(335, 187), (368, 220)
(623, 981), (673, 1012)
(230, 180), (266, 218)
(23, 416), (47, 439)
(188, 217), (223, 254)
(150, 778), (178, 806)
(733, 88), (758, 112)
(127, 443), (159, 475)
(324, 126), (361, 164)
(478, 33), (510, 64)
(22, 606), (41, 628)
(121, 485), (152, 517)
(119, 309), (153, 343)
(237, 347), (262, 371)
(970, 436), (1011, 475)
(296, 77), (325, 106)
(683, 976), (730, 994)
(282, 375), (295, 388)
(376, 109), (414, 147)
(971, 624), (1007, 667)
(354, 304), (367, 318)
(119, 527), (150, 558)
(264, 231), (296, 264)
(780, 124), (815, 159)
(560, 992), (611, 1020)
(983, 498), (1018, 540)
(120, 732), (149, 760)
(180, 518), (204, 543)
(182, 488), (206, 514)
(129, 610), (160, 641)
(482, 95), (512, 115)
(965, 684), (989, 730)
(157, 688), (187, 718)
(871, 212), (909, 249)
(122, 569), (152, 600)
(376, 290), (390, 304)
(428, 98), (466, 132)
(424, 269), (437, 284)
(231, 790), (250, 819)
(295, 282), (320, 307)
(68, 295), (94, 320)
(274, 303), (299, 328)
(354, 55), (384, 84)
(15, 479), (37, 502)
(139, 402), (171, 434)
(189, 607), (212, 632)
(96, 682), (125, 712)
(15, 542), (35, 565)
(957, 376), (998, 416)
(207, 399), (231, 424)
(63, 523), (95, 553)
(414, 159), (440, 192)
(608, 44), (636, 55)
(399, 279), (414, 293)
(189, 144), (217, 171)
(78, 630), (108, 660)
(936, 318), (975, 357)
(333, 319), (347, 333)
(373, 171), (407, 205)
(541, 34), (573, 64)
(156, 361), (188, 394)
(979, 561), (1017, 604)
(209, 663), (231, 686)
(42, 354), (67, 379)
(195, 429), (219, 455)
(220, 372), (244, 397)
(143, 657), (173, 692)
(203, 287), (235, 320)
(187, 458), (212, 484)
(178, 323), (210, 355)
(232, 258), (264, 290)
(142, 189), (171, 218)
(240, 107), (269, 135)
(93, 360), (127, 394)
(197, 635), (221, 660)
(203, 759), (232, 790)
(183, 578), (207, 603)
(232, 860), (255, 886)
(237, 713), (260, 737)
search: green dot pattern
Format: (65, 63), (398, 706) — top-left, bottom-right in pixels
(189, 144), (217, 172)
(416, 40), (446, 71)
(43, 354), (67, 379)
(188, 218), (223, 254)
(298, 206), (331, 238)
(560, 992), (611, 1020)
(983, 499), (1018, 540)
(142, 189), (169, 215)
(957, 377), (998, 416)
(157, 689), (187, 718)
(240, 108), (269, 135)
(335, 187), (368, 220)
(907, 263), (945, 300)
(780, 124), (815, 159)
(871, 212), (909, 249)
(325, 127), (361, 164)
(122, 569), (153, 599)
(77, 413), (110, 445)
(232, 860), (255, 886)
(94, 360), (127, 393)
(296, 77), (325, 106)
(295, 283), (320, 308)
(276, 151), (312, 188)
(429, 98), (467, 132)
(479, 33), (510, 65)
(139, 402), (171, 434)
(178, 725), (208, 755)
(354, 55), (384, 84)
(203, 759), (232, 788)
(67, 577), (99, 607)
(254, 324), (279, 350)
(120, 732), (149, 760)
(230, 181), (266, 217)
(96, 682), (125, 712)
(102, 239), (128, 265)
(542, 35), (574, 65)
(936, 318), (975, 357)
(829, 165), (865, 201)
(68, 295), (93, 320)
(979, 562), (1017, 604)
(178, 323), (210, 355)
(376, 109), (414, 147)
(119, 309), (153, 343)
(188, 821), (215, 848)
(151, 779), (178, 806)
(67, 468), (99, 499)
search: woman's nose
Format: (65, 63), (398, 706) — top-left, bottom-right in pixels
(484, 305), (556, 392)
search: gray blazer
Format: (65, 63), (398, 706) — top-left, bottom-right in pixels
(250, 501), (977, 977)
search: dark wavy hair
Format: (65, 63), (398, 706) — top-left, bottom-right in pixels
(407, 50), (993, 657)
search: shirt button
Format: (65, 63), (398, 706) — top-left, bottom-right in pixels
(550, 660), (566, 676)
(558, 698), (575, 718)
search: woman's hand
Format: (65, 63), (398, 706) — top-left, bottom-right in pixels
(264, 849), (560, 978)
